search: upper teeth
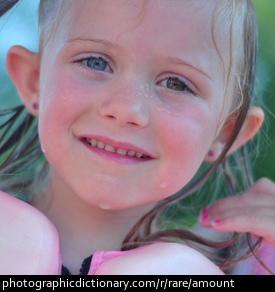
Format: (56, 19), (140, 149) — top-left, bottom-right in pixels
(86, 138), (147, 159)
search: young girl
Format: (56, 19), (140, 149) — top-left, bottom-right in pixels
(1, 0), (275, 275)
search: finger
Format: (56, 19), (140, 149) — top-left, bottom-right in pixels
(211, 214), (275, 247)
(249, 178), (275, 195)
(207, 190), (275, 215)
(207, 178), (275, 213)
(199, 207), (275, 228)
(212, 206), (275, 221)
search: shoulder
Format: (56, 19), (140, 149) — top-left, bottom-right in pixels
(95, 242), (224, 275)
(0, 191), (60, 274)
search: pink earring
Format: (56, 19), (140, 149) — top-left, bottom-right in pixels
(33, 103), (39, 109)
(208, 150), (214, 157)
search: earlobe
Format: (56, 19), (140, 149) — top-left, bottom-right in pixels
(205, 106), (264, 162)
(6, 46), (40, 117)
(204, 142), (225, 162)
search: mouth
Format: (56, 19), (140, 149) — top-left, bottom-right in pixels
(84, 138), (152, 159)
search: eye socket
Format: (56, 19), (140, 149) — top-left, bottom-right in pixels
(158, 76), (196, 96)
(75, 55), (112, 73)
(86, 57), (108, 71)
(166, 77), (187, 92)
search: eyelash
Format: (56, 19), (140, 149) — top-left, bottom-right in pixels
(74, 55), (112, 73)
(74, 55), (197, 96)
(157, 76), (196, 96)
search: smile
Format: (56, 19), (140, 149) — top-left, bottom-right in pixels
(85, 138), (150, 159)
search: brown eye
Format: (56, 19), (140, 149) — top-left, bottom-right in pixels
(167, 77), (187, 91)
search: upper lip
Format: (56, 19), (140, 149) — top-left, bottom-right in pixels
(81, 135), (155, 159)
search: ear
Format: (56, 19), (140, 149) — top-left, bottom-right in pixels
(205, 106), (264, 162)
(6, 46), (40, 117)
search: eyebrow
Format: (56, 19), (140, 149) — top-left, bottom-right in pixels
(67, 38), (213, 81)
(165, 57), (213, 81)
(67, 37), (118, 49)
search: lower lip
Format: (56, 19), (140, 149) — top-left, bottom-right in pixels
(81, 140), (152, 165)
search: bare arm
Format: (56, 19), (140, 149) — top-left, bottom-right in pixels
(0, 191), (60, 275)
(95, 242), (224, 275)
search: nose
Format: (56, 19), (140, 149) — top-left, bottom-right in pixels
(97, 84), (151, 129)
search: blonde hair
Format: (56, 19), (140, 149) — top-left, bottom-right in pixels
(38, 0), (69, 53)
(1, 0), (269, 272)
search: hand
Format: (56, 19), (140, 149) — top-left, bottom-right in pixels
(199, 178), (275, 247)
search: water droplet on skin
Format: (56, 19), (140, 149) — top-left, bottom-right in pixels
(41, 145), (46, 154)
(156, 106), (172, 115)
(135, 84), (153, 99)
(160, 183), (167, 189)
(155, 106), (183, 116)
(98, 204), (111, 210)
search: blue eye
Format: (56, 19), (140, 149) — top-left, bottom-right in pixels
(75, 55), (112, 73)
(86, 57), (108, 71)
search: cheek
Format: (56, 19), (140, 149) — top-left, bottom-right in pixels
(155, 105), (217, 192)
(38, 73), (84, 155)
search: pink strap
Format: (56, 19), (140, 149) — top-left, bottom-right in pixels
(88, 250), (132, 275)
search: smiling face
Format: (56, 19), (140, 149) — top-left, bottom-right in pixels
(37, 0), (232, 210)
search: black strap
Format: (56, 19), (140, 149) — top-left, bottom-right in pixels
(61, 254), (93, 275)
(79, 254), (93, 275)
(61, 265), (71, 275)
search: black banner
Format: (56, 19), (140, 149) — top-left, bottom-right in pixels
(0, 275), (266, 291)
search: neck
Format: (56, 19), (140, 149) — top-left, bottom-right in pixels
(33, 169), (152, 274)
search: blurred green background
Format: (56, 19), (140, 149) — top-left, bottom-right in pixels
(0, 0), (274, 183)
(253, 0), (275, 181)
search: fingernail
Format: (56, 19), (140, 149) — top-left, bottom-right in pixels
(200, 208), (208, 222)
(212, 220), (222, 226)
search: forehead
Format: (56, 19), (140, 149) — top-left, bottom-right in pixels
(54, 0), (226, 72)
(66, 0), (216, 47)
(45, 0), (231, 92)
(70, 0), (214, 30)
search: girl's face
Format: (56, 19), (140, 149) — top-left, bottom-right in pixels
(38, 0), (230, 209)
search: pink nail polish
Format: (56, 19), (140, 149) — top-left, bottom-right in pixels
(212, 220), (222, 226)
(200, 208), (208, 222)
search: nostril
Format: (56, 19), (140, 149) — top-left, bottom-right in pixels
(106, 114), (137, 126)
(128, 121), (138, 126)
(106, 115), (116, 120)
